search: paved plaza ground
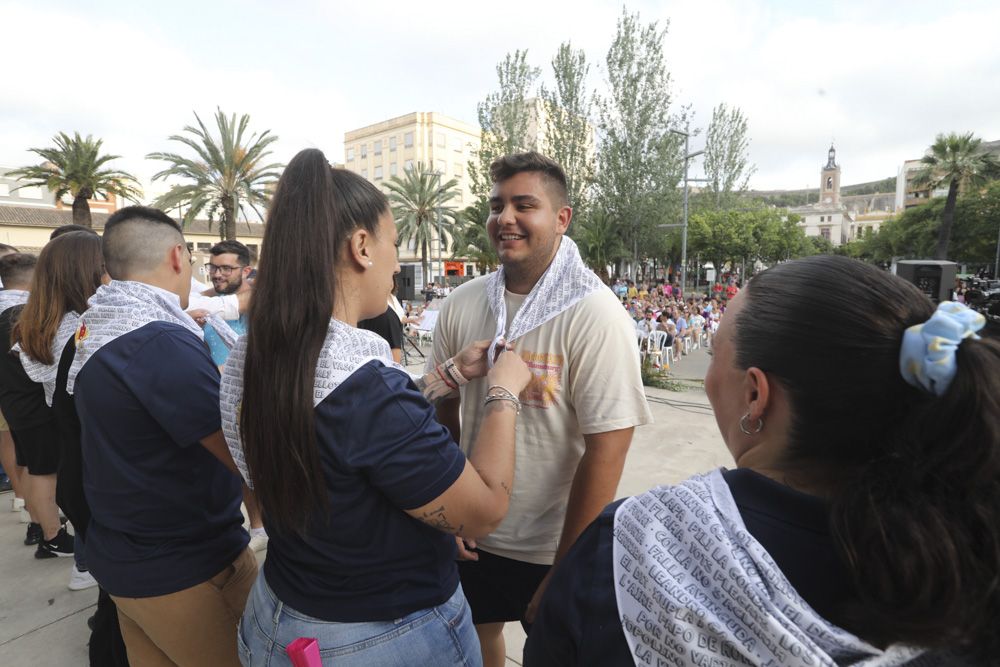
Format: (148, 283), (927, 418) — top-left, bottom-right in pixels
(0, 346), (730, 666)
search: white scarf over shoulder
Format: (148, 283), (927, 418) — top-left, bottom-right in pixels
(220, 318), (405, 488)
(16, 312), (80, 406)
(484, 235), (606, 365)
(613, 469), (925, 666)
(0, 289), (28, 314)
(66, 280), (203, 394)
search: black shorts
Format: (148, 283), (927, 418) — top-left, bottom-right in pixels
(458, 548), (551, 627)
(11, 420), (59, 475)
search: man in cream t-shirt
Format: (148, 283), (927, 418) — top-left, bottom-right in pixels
(431, 152), (651, 667)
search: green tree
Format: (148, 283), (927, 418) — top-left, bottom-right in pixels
(147, 109), (281, 241)
(385, 165), (460, 281)
(575, 209), (627, 282)
(703, 104), (755, 209)
(469, 50), (540, 200)
(9, 132), (142, 228)
(540, 42), (595, 216)
(912, 132), (999, 259)
(451, 198), (499, 274)
(594, 8), (685, 275)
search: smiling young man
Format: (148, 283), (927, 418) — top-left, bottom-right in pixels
(430, 152), (651, 666)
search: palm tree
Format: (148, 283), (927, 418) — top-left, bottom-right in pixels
(147, 109), (282, 240)
(575, 209), (626, 283)
(384, 164), (460, 280)
(452, 198), (499, 274)
(8, 132), (142, 228)
(913, 132), (999, 259)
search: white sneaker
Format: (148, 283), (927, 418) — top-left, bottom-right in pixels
(19, 508), (31, 524)
(11, 496), (24, 512)
(248, 531), (269, 552)
(68, 566), (98, 591)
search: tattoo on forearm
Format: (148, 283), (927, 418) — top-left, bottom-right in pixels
(419, 505), (458, 533)
(500, 480), (512, 498)
(416, 371), (457, 403)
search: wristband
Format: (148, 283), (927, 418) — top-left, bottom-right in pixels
(436, 364), (457, 390)
(444, 357), (469, 387)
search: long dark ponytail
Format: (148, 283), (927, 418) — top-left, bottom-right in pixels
(734, 255), (1000, 655)
(240, 148), (388, 536)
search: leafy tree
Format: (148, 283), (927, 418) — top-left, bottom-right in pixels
(9, 132), (142, 228)
(575, 209), (627, 282)
(385, 165), (460, 281)
(540, 42), (595, 217)
(703, 103), (755, 209)
(469, 50), (540, 200)
(451, 199), (499, 275)
(148, 109), (281, 240)
(594, 8), (685, 274)
(912, 132), (999, 259)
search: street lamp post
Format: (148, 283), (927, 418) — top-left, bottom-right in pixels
(668, 128), (704, 297)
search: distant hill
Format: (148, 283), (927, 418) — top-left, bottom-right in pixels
(749, 176), (896, 208)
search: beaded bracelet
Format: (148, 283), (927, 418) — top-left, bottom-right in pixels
(484, 385), (521, 413)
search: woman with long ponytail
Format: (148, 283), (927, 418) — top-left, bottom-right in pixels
(223, 149), (531, 666)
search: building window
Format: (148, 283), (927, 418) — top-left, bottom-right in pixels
(361, 144), (368, 158)
(196, 242), (211, 251)
(18, 185), (43, 199)
(405, 159), (414, 171)
(374, 140), (382, 156)
(389, 136), (397, 151)
(374, 166), (383, 180)
(361, 168), (368, 179)
(452, 136), (463, 152)
(453, 163), (463, 177)
(435, 159), (446, 173)
(404, 132), (413, 147)
(826, 176), (833, 189)
(346, 147), (355, 161)
(0, 184), (8, 197)
(436, 132), (446, 148)
(390, 163), (397, 176)
(820, 228), (831, 240)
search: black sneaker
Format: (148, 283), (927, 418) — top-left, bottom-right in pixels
(24, 522), (42, 546)
(35, 527), (75, 559)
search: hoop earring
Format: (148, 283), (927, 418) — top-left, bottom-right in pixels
(739, 412), (763, 435)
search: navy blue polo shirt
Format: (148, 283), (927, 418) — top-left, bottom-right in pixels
(75, 321), (247, 598)
(263, 360), (466, 622)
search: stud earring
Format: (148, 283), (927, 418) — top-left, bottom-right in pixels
(368, 261), (373, 267)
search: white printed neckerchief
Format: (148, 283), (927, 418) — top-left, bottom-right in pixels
(484, 235), (607, 366)
(221, 318), (406, 487)
(15, 312), (79, 406)
(207, 313), (240, 351)
(66, 280), (204, 395)
(0, 289), (29, 315)
(613, 469), (925, 666)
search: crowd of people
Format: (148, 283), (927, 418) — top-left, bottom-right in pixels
(0, 149), (997, 667)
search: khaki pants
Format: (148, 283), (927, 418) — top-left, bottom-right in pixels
(112, 548), (258, 667)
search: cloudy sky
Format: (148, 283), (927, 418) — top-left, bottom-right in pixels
(1, 0), (997, 193)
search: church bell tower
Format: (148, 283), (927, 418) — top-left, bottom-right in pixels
(820, 144), (841, 205)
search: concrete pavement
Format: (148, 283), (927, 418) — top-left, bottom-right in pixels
(0, 346), (728, 666)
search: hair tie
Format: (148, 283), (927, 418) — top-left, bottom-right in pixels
(899, 301), (985, 396)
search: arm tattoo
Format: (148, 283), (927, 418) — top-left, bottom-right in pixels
(419, 505), (458, 533)
(415, 370), (458, 404)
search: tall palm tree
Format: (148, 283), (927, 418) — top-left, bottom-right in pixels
(147, 109), (282, 240)
(913, 132), (999, 259)
(384, 164), (460, 280)
(576, 209), (626, 283)
(452, 198), (499, 274)
(8, 132), (142, 228)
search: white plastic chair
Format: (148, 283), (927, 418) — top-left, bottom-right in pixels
(645, 330), (673, 368)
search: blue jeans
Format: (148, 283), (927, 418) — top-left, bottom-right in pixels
(237, 574), (482, 667)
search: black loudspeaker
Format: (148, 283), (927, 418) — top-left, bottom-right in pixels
(398, 265), (417, 301)
(894, 260), (957, 304)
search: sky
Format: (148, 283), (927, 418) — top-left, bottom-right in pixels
(1, 0), (997, 195)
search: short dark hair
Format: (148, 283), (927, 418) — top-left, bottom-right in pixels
(50, 224), (98, 240)
(210, 240), (251, 266)
(489, 151), (569, 206)
(102, 206), (184, 279)
(0, 253), (38, 287)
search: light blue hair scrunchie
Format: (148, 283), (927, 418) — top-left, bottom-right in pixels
(899, 301), (986, 396)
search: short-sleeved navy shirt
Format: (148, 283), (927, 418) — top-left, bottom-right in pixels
(263, 360), (466, 623)
(524, 468), (857, 666)
(74, 321), (247, 598)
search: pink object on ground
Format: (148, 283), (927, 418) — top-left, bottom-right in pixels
(286, 637), (322, 667)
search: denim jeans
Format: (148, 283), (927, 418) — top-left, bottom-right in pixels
(238, 574), (482, 667)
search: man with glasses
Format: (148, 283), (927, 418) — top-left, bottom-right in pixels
(201, 241), (253, 367)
